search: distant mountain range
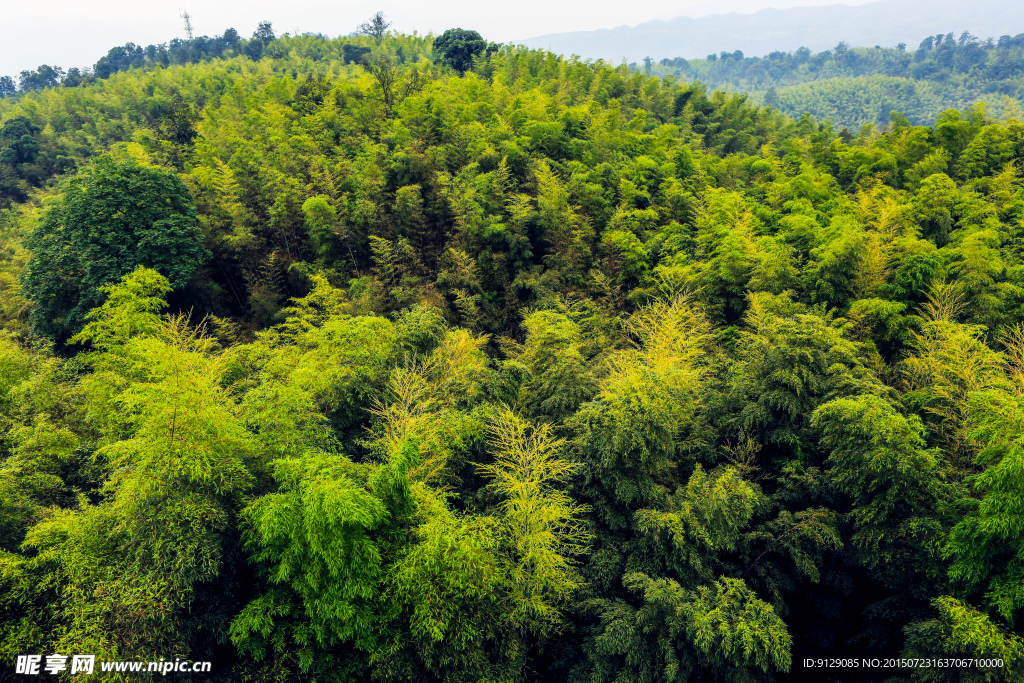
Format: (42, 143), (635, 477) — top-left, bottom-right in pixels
(521, 0), (1024, 62)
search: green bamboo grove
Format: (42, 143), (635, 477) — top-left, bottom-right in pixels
(0, 24), (1023, 682)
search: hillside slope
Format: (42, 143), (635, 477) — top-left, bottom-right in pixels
(648, 33), (1024, 128)
(1, 29), (1024, 683)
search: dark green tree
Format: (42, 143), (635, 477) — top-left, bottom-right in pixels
(22, 156), (207, 340)
(222, 27), (240, 48)
(17, 65), (64, 91)
(0, 117), (41, 166)
(433, 29), (488, 74)
(253, 20), (275, 43)
(244, 21), (275, 60)
(342, 44), (372, 64)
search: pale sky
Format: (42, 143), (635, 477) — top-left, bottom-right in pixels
(3, 0), (878, 77)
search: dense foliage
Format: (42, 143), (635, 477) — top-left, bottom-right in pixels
(2, 22), (1024, 682)
(433, 29), (493, 74)
(652, 31), (1024, 129)
(23, 157), (206, 341)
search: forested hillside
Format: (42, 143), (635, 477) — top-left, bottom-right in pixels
(653, 31), (1024, 128)
(523, 0), (1024, 71)
(2, 21), (1024, 682)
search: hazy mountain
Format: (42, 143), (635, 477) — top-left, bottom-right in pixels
(520, 0), (1024, 62)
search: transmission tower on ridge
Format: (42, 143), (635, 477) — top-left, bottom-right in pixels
(181, 11), (194, 40)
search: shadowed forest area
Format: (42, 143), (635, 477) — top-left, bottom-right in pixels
(1, 19), (1024, 682)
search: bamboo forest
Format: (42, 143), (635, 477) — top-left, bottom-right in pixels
(1, 19), (1024, 683)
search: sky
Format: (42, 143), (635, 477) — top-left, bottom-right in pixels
(2, 0), (879, 77)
